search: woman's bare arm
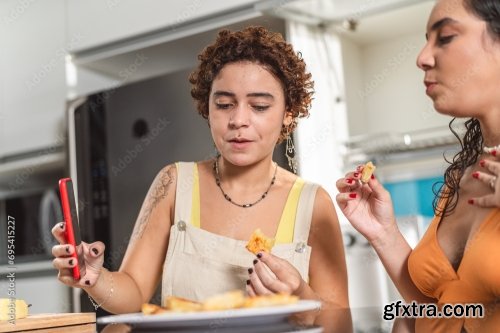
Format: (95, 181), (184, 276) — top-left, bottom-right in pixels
(84, 165), (176, 313)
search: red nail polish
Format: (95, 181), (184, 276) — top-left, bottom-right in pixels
(246, 280), (251, 285)
(346, 179), (354, 184)
(349, 193), (357, 199)
(253, 259), (258, 265)
(248, 268), (253, 274)
(371, 174), (375, 180)
(468, 199), (474, 205)
(492, 150), (497, 157)
(353, 173), (360, 178)
(480, 160), (486, 167)
(256, 253), (262, 259)
(69, 259), (73, 266)
(85, 280), (91, 286)
(472, 172), (479, 179)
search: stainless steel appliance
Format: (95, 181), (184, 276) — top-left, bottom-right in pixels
(0, 157), (71, 314)
(0, 179), (62, 265)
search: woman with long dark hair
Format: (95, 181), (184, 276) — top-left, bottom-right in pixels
(337, 0), (500, 306)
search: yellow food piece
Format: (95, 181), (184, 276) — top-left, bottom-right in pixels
(142, 303), (169, 315)
(361, 161), (376, 183)
(0, 299), (29, 321)
(202, 290), (246, 311)
(245, 228), (275, 255)
(142, 290), (299, 315)
(244, 293), (298, 308)
(164, 296), (202, 312)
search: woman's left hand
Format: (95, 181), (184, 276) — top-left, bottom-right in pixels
(246, 252), (306, 297)
(471, 156), (500, 208)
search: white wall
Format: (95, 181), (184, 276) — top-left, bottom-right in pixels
(342, 31), (450, 138)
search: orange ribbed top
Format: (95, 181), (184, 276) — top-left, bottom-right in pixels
(408, 208), (500, 304)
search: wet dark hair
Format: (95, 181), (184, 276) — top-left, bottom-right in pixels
(433, 0), (500, 217)
(433, 119), (482, 217)
(189, 26), (314, 143)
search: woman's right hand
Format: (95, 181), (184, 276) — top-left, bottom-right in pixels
(335, 166), (397, 244)
(51, 222), (106, 288)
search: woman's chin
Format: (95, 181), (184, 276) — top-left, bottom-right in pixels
(432, 100), (459, 117)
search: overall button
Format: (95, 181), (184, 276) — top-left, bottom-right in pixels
(177, 221), (186, 231)
(295, 242), (306, 253)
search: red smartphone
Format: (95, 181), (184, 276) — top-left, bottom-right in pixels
(59, 178), (86, 280)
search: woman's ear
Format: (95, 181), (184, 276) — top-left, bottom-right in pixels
(283, 111), (293, 127)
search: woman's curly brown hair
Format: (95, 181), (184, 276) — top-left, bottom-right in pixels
(189, 26), (314, 143)
(433, 118), (483, 217)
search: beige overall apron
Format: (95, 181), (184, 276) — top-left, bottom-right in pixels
(161, 162), (319, 303)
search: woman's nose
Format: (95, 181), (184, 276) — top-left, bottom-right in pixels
(228, 104), (250, 128)
(416, 41), (435, 71)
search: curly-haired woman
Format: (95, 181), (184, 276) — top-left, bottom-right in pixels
(51, 26), (350, 321)
(337, 0), (500, 307)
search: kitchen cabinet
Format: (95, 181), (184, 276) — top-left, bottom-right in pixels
(338, 1), (448, 138)
(334, 1), (459, 172)
(67, 0), (268, 53)
(0, 0), (66, 159)
(68, 14), (286, 99)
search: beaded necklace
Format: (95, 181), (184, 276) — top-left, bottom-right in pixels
(213, 158), (277, 208)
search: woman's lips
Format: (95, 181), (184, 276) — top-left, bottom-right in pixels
(424, 81), (437, 95)
(229, 139), (252, 149)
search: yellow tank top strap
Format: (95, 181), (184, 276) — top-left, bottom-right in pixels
(275, 177), (305, 244)
(191, 163), (201, 228)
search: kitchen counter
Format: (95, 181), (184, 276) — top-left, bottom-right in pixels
(0, 313), (95, 333)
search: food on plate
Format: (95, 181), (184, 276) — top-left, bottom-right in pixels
(141, 303), (169, 315)
(0, 298), (29, 320)
(245, 228), (275, 255)
(141, 290), (299, 315)
(360, 161), (376, 183)
(244, 293), (299, 308)
(164, 296), (202, 312)
(202, 290), (246, 311)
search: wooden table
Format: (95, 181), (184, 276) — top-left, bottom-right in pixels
(0, 313), (95, 332)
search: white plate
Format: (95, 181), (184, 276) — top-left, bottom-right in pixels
(98, 300), (321, 329)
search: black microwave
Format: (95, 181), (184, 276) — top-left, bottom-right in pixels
(0, 187), (62, 264)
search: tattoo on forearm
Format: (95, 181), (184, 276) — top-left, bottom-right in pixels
(132, 166), (174, 239)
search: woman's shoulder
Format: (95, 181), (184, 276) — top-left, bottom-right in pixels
(151, 163), (178, 192)
(313, 184), (333, 201)
(162, 160), (204, 173)
(158, 162), (179, 175)
(158, 160), (210, 184)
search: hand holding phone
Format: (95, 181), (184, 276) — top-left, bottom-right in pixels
(59, 178), (86, 280)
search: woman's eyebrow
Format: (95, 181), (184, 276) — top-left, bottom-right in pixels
(213, 91), (274, 99)
(247, 92), (274, 99)
(213, 91), (235, 98)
